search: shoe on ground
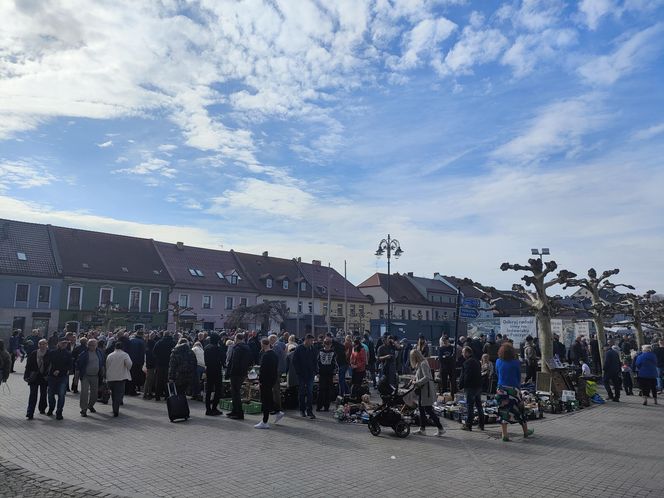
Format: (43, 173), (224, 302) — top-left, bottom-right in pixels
(211, 409), (222, 416)
(80, 410), (87, 417)
(46, 410), (53, 417)
(205, 410), (214, 416)
(524, 429), (534, 438)
(308, 413), (316, 420)
(435, 428), (444, 437)
(412, 428), (425, 435)
(56, 413), (63, 420)
(273, 411), (285, 424)
(502, 436), (510, 442)
(612, 398), (620, 402)
(39, 410), (46, 415)
(88, 406), (96, 413)
(300, 412), (307, 417)
(228, 413), (244, 420)
(26, 414), (33, 420)
(254, 421), (270, 429)
(461, 425), (472, 431)
(154, 397), (161, 402)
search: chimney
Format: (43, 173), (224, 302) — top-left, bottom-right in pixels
(297, 257), (301, 263)
(407, 272), (414, 277)
(176, 242), (184, 251)
(312, 260), (321, 266)
(434, 272), (440, 278)
(262, 251), (269, 257)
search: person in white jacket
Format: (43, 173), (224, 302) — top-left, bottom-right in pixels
(105, 342), (133, 417)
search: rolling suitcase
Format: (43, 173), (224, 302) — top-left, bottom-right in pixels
(166, 382), (190, 422)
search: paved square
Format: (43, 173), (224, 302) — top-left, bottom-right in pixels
(1, 364), (663, 498)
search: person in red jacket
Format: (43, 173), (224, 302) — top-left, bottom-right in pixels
(350, 338), (367, 400)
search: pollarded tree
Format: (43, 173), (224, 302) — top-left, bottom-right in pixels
(226, 301), (289, 332)
(465, 258), (576, 372)
(564, 268), (634, 370)
(166, 301), (195, 332)
(614, 290), (658, 348)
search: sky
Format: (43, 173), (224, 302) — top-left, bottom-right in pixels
(1, 0), (663, 293)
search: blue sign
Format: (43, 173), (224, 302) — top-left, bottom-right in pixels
(463, 298), (481, 308)
(460, 307), (479, 319)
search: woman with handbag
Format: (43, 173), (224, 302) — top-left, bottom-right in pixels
(410, 349), (444, 436)
(24, 339), (50, 419)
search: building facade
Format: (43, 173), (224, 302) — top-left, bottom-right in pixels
(0, 219), (62, 340)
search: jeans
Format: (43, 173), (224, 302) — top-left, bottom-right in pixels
(465, 387), (484, 429)
(192, 365), (205, 396)
(80, 376), (99, 411)
(47, 376), (68, 414)
(439, 368), (456, 395)
(27, 382), (48, 416)
(143, 368), (155, 397)
(337, 365), (348, 396)
(604, 374), (622, 401)
(108, 380), (125, 414)
(297, 376), (314, 414)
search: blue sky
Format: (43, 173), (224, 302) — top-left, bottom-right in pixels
(1, 0), (663, 292)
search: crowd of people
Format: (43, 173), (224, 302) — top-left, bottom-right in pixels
(1, 325), (662, 438)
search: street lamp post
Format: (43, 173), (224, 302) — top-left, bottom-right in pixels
(531, 247), (550, 263)
(375, 234), (404, 337)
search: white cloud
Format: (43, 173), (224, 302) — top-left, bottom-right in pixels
(579, 0), (618, 30)
(209, 178), (314, 219)
(158, 144), (177, 152)
(502, 29), (577, 77)
(390, 17), (457, 70)
(113, 156), (177, 180)
(436, 21), (508, 75)
(578, 23), (664, 85)
(493, 95), (608, 164)
(97, 140), (113, 148)
(632, 122), (664, 141)
(0, 160), (56, 190)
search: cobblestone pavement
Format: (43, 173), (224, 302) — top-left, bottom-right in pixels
(1, 363), (663, 498)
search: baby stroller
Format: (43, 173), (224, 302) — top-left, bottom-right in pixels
(367, 382), (415, 438)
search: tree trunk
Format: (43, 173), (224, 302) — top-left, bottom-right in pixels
(593, 317), (606, 371)
(635, 322), (645, 349)
(538, 313), (552, 373)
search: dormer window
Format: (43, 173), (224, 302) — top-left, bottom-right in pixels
(121, 267), (129, 272)
(17, 252), (27, 261)
(82, 263), (89, 268)
(189, 269), (204, 277)
(266, 278), (273, 289)
(300, 281), (306, 292)
(230, 275), (238, 285)
(282, 279), (289, 290)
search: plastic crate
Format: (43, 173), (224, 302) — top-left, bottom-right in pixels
(242, 401), (262, 414)
(219, 399), (233, 411)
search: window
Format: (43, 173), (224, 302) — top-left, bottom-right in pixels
(225, 297), (234, 310)
(230, 275), (238, 285)
(443, 311), (448, 319)
(15, 284), (29, 304)
(337, 303), (343, 315)
(38, 285), (51, 305)
(408, 310), (412, 320)
(99, 287), (113, 306)
(350, 304), (356, 317)
(129, 289), (142, 312)
(240, 297), (248, 307)
(379, 309), (385, 319)
(149, 290), (161, 313)
(266, 278), (273, 288)
(300, 281), (306, 292)
(216, 272), (224, 279)
(17, 252), (27, 261)
(188, 269), (197, 276)
(426, 310), (429, 320)
(308, 301), (313, 313)
(121, 267), (129, 273)
(435, 310), (439, 320)
(67, 286), (82, 310)
(359, 305), (365, 315)
(400, 309), (405, 319)
(298, 301), (303, 313)
(202, 295), (212, 309)
(323, 303), (328, 315)
(282, 279), (289, 289)
(178, 294), (189, 307)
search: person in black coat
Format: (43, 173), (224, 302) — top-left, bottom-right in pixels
(203, 333), (224, 416)
(552, 334), (566, 361)
(458, 346), (484, 431)
(126, 331), (146, 396)
(153, 332), (175, 401)
(604, 346), (622, 402)
(438, 336), (456, 395)
(143, 332), (157, 399)
(363, 333), (377, 388)
(292, 334), (318, 418)
(247, 332), (261, 366)
(45, 339), (73, 420)
(24, 339), (50, 419)
(255, 338), (281, 429)
(226, 333), (251, 419)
